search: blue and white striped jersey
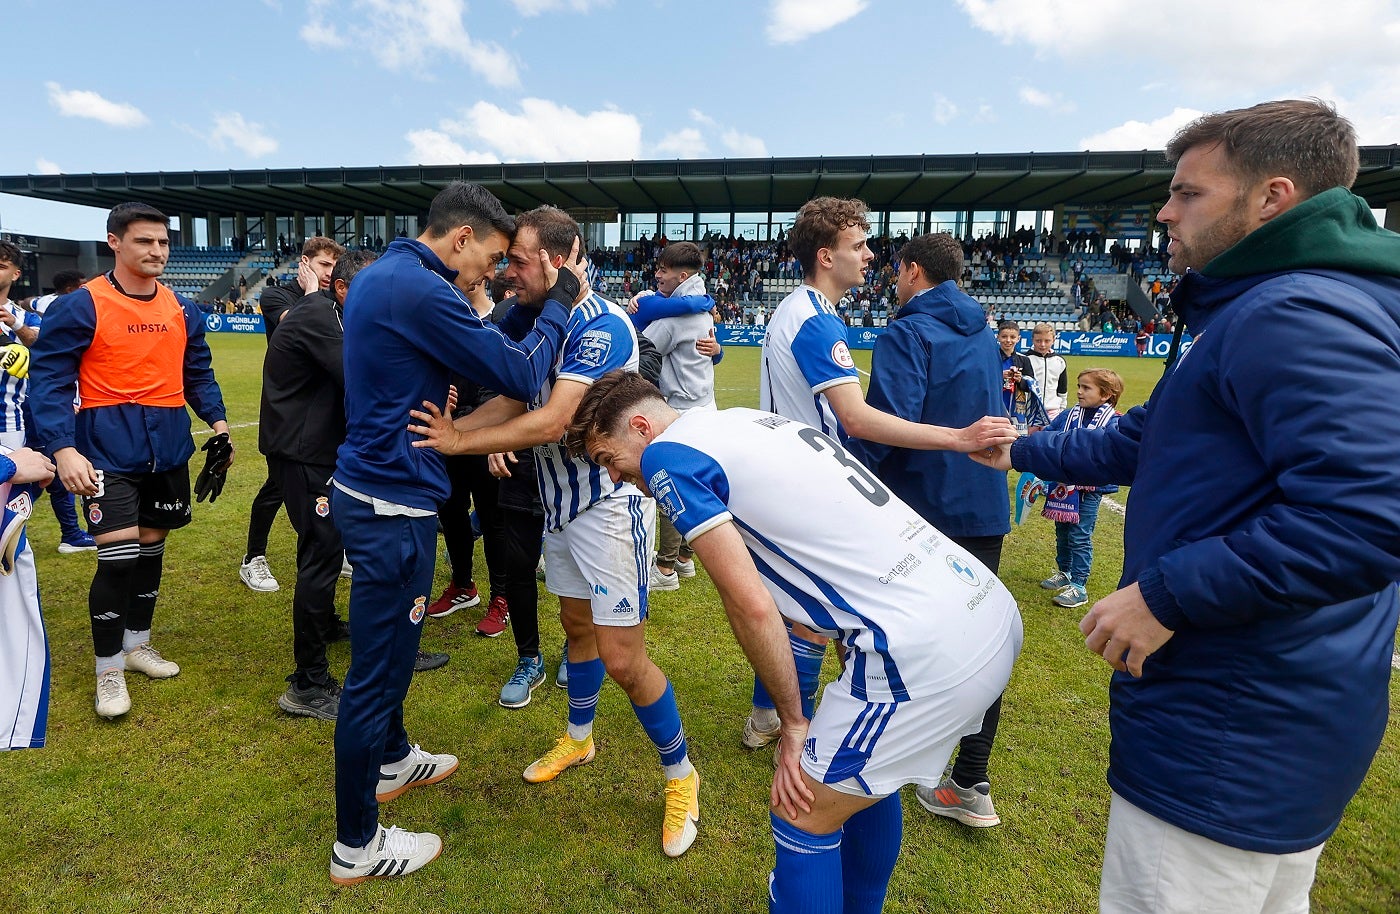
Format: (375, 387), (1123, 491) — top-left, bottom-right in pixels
(0, 302), (39, 435)
(759, 285), (860, 440)
(641, 408), (1019, 702)
(533, 293), (642, 532)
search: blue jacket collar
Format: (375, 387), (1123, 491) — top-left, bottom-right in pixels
(391, 237), (459, 285)
(896, 281), (986, 337)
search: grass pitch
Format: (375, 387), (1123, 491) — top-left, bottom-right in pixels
(3, 335), (1396, 913)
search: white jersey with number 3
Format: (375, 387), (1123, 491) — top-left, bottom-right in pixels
(641, 407), (1019, 702)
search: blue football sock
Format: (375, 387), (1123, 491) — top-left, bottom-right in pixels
(752, 673), (775, 710)
(840, 794), (903, 914)
(769, 813), (842, 914)
(566, 655), (605, 740)
(633, 680), (690, 773)
(790, 632), (825, 720)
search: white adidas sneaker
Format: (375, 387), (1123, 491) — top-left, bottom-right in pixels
(329, 824), (442, 886)
(376, 744), (460, 802)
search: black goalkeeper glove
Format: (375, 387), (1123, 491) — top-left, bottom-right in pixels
(194, 432), (234, 504)
(547, 265), (582, 306)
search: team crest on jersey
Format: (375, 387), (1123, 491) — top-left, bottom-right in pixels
(946, 554), (980, 586)
(576, 329), (614, 368)
(315, 496), (330, 518)
(88, 503), (103, 525)
(648, 470), (685, 520)
(409, 595), (427, 624)
(830, 341), (855, 369)
(7, 490), (32, 518)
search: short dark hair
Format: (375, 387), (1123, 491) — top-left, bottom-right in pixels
(515, 206), (582, 262)
(107, 202), (169, 238)
(788, 197), (870, 276)
(899, 233), (963, 285)
(658, 241), (703, 273)
(51, 270), (85, 293)
(0, 241), (21, 268)
(564, 369), (666, 458)
(331, 249), (377, 289)
(302, 236), (345, 260)
(1166, 98), (1359, 199)
(424, 181), (516, 241)
(997, 319), (1021, 333)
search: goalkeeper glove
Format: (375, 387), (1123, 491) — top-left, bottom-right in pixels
(194, 432), (234, 503)
(0, 344), (29, 379)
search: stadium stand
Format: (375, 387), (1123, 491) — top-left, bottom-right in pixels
(162, 246), (284, 308)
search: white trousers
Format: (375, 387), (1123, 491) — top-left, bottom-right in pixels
(1100, 791), (1324, 914)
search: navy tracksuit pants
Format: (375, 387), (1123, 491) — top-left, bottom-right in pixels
(331, 488), (438, 847)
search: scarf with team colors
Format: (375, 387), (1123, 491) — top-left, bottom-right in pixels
(1042, 403), (1117, 523)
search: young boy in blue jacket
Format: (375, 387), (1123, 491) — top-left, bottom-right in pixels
(1036, 368), (1122, 609)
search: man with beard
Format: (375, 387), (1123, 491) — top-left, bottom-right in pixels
(975, 99), (1400, 912)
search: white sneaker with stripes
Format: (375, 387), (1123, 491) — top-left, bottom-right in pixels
(375, 744), (459, 802)
(329, 824), (442, 886)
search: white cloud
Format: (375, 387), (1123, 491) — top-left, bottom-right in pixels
(410, 101), (773, 166)
(956, 0), (1400, 90)
(767, 0), (869, 44)
(45, 82), (148, 128)
(1305, 77), (1400, 146)
(35, 158), (62, 175)
(208, 113), (279, 158)
(722, 129), (768, 157)
(1018, 86), (1075, 113)
(299, 0), (346, 48)
(1078, 107), (1204, 150)
(681, 109), (770, 158)
(300, 0), (520, 89)
(656, 128), (709, 158)
(509, 0), (610, 14)
(435, 98), (643, 162)
(931, 94), (958, 125)
(405, 129), (497, 164)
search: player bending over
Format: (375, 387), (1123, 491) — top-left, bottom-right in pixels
(566, 370), (1022, 913)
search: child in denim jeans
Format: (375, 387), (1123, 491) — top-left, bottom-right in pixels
(1038, 368), (1124, 608)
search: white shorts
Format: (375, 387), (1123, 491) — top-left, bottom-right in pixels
(544, 494), (654, 627)
(801, 617), (1021, 797)
(1101, 791), (1324, 914)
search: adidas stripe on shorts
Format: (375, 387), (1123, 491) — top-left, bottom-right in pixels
(802, 618), (1021, 797)
(543, 493), (654, 627)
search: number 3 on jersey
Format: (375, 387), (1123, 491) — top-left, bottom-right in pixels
(796, 426), (890, 506)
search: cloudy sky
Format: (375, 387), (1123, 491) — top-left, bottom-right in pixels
(5, 0), (1399, 240)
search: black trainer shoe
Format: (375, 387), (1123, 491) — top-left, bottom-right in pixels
(413, 650), (449, 673)
(278, 680), (342, 721)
